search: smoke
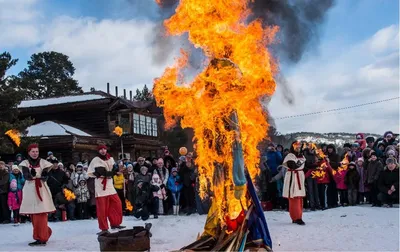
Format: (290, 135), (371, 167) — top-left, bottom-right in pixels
(249, 0), (336, 63)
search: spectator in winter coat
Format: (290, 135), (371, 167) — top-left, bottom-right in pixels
(355, 158), (368, 204)
(326, 144), (340, 208)
(133, 168), (159, 221)
(167, 167), (183, 215)
(265, 143), (283, 209)
(345, 162), (360, 206)
(366, 137), (375, 150)
(151, 173), (167, 217)
(366, 151), (384, 206)
(125, 164), (135, 213)
(113, 166), (126, 214)
(14, 154), (23, 165)
(8, 179), (22, 224)
(9, 165), (25, 190)
(179, 154), (196, 215)
(314, 156), (331, 210)
(303, 147), (320, 211)
(0, 161), (10, 224)
(377, 158), (399, 207)
(74, 179), (90, 219)
(326, 162), (348, 206)
(382, 131), (396, 148)
(349, 143), (362, 162)
(72, 163), (89, 187)
(355, 133), (367, 150)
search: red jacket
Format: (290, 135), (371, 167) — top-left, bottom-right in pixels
(8, 190), (22, 210)
(326, 165), (347, 190)
(316, 160), (331, 184)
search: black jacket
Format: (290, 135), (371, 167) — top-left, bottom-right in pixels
(345, 168), (360, 189)
(0, 169), (9, 194)
(378, 168), (399, 194)
(47, 168), (69, 196)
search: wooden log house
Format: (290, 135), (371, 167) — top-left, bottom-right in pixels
(17, 85), (164, 164)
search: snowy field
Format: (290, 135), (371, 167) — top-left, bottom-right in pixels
(0, 206), (398, 251)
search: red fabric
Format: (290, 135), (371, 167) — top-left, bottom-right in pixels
(316, 160), (331, 184)
(27, 143), (39, 152)
(31, 213), (52, 242)
(34, 179), (43, 201)
(97, 145), (107, 151)
(96, 194), (123, 231)
(7, 191), (22, 210)
(289, 197), (303, 221)
(101, 177), (107, 190)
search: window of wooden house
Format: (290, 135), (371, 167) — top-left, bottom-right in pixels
(146, 116), (152, 136)
(152, 118), (158, 137)
(118, 113), (131, 134)
(133, 113), (140, 134)
(139, 115), (146, 135)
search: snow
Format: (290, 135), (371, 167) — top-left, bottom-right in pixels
(18, 94), (106, 108)
(0, 206), (398, 251)
(26, 121), (92, 137)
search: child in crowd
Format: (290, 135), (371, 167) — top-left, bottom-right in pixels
(8, 179), (22, 225)
(74, 178), (90, 219)
(345, 162), (360, 206)
(167, 167), (183, 215)
(151, 173), (167, 217)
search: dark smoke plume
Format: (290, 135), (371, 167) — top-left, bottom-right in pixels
(249, 0), (335, 63)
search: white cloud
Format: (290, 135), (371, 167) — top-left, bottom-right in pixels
(270, 25), (399, 135)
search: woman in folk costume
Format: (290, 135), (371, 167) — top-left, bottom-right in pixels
(19, 144), (55, 246)
(87, 144), (125, 235)
(272, 141), (306, 225)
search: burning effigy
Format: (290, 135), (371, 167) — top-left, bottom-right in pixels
(153, 0), (277, 251)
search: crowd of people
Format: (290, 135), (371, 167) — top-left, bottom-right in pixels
(258, 131), (399, 215)
(0, 131), (398, 233)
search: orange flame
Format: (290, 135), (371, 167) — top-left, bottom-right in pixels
(125, 199), (133, 211)
(153, 0), (278, 224)
(5, 129), (21, 147)
(63, 188), (76, 201)
(113, 126), (123, 137)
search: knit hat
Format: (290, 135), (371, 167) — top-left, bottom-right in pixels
(58, 162), (64, 167)
(47, 151), (53, 156)
(140, 166), (148, 174)
(76, 162), (83, 168)
(357, 158), (364, 163)
(127, 163), (133, 169)
(171, 167), (178, 173)
(384, 131), (394, 138)
(352, 143), (360, 148)
(348, 162), (356, 169)
(366, 136), (375, 143)
(10, 179), (17, 192)
(11, 165), (19, 172)
(386, 149), (396, 157)
(370, 151), (377, 157)
(15, 153), (22, 158)
(179, 156), (186, 162)
(343, 143), (352, 148)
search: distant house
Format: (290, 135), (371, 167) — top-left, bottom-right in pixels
(17, 86), (164, 164)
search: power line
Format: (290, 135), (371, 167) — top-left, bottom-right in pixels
(274, 97), (400, 120)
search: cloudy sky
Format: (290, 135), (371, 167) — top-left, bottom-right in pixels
(1, 0), (399, 135)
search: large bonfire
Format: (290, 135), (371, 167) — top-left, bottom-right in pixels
(153, 0), (278, 251)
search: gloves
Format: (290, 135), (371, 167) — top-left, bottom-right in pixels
(105, 171), (115, 178)
(31, 168), (37, 177)
(94, 167), (107, 178)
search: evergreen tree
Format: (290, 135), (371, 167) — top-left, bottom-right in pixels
(0, 52), (34, 153)
(13, 51), (83, 99)
(134, 85), (153, 101)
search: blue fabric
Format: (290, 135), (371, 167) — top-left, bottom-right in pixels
(9, 173), (25, 191)
(266, 151), (283, 175)
(245, 173), (273, 249)
(167, 175), (183, 193)
(171, 192), (180, 205)
(233, 139), (246, 187)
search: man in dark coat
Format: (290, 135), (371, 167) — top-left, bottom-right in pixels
(0, 161), (10, 223)
(377, 158), (399, 207)
(47, 160), (69, 221)
(366, 151), (384, 206)
(326, 144), (340, 208)
(304, 147), (320, 210)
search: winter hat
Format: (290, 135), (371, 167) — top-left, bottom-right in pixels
(97, 144), (107, 151)
(343, 143), (352, 149)
(356, 133), (364, 139)
(352, 143), (360, 148)
(11, 165), (19, 172)
(171, 167), (178, 173)
(10, 179), (17, 192)
(79, 177), (87, 183)
(47, 151), (53, 156)
(357, 158), (364, 163)
(15, 153), (22, 158)
(152, 173), (160, 180)
(370, 151), (377, 158)
(140, 166), (148, 174)
(377, 141), (385, 148)
(76, 162), (83, 168)
(366, 136), (375, 143)
(127, 163), (133, 169)
(384, 131), (394, 138)
(386, 149), (396, 157)
(58, 162), (64, 167)
(179, 156), (186, 162)
(348, 162), (356, 169)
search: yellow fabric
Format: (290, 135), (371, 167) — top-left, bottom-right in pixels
(113, 174), (125, 190)
(234, 184), (246, 200)
(202, 201), (219, 237)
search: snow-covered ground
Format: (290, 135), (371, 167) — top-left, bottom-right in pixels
(0, 206), (398, 251)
